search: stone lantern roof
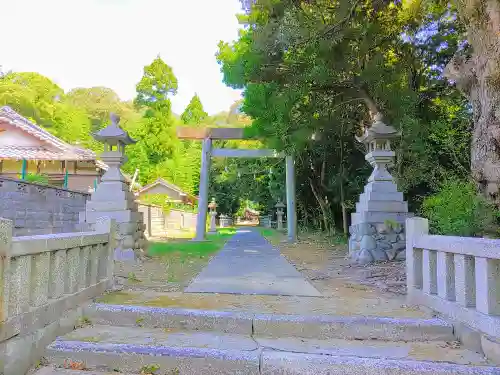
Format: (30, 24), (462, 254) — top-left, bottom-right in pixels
(355, 113), (399, 145)
(93, 113), (136, 145)
(208, 198), (217, 209)
(275, 200), (286, 209)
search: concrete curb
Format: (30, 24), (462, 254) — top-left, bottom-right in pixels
(86, 303), (454, 341)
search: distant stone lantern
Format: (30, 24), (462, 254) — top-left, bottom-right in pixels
(275, 200), (286, 231)
(349, 113), (411, 264)
(80, 113), (147, 261)
(208, 198), (218, 233)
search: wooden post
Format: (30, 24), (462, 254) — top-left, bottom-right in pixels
(285, 155), (297, 242)
(195, 138), (212, 241)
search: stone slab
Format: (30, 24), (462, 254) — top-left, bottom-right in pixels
(185, 229), (321, 297)
(252, 314), (454, 341)
(84, 303), (254, 334)
(260, 351), (500, 375)
(47, 338), (260, 375)
(85, 304), (453, 342)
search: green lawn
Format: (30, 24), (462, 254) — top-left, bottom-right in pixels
(147, 227), (236, 257)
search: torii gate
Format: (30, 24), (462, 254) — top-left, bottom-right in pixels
(177, 127), (297, 243)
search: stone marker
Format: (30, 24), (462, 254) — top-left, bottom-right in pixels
(349, 113), (412, 264)
(80, 113), (146, 261)
(275, 200), (285, 231)
(208, 198), (218, 234)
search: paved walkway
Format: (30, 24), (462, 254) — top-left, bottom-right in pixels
(185, 229), (321, 297)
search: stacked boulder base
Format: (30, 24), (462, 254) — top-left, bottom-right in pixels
(349, 180), (411, 264)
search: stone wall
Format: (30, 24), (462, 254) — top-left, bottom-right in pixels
(138, 204), (197, 237)
(0, 177), (89, 236)
(349, 221), (406, 263)
(0, 217), (116, 375)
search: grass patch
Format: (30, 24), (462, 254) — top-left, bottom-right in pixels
(148, 227), (236, 257)
(256, 227), (285, 246)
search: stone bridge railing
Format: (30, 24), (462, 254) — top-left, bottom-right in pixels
(406, 217), (500, 342)
(0, 216), (116, 375)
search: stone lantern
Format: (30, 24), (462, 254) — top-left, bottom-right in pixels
(80, 113), (147, 261)
(349, 113), (411, 264)
(275, 200), (286, 230)
(208, 198), (218, 233)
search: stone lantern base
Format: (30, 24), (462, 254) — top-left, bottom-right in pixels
(80, 180), (147, 262)
(349, 180), (412, 264)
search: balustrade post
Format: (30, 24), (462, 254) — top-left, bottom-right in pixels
(0, 218), (12, 322)
(405, 217), (427, 292)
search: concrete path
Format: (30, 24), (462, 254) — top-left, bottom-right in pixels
(185, 228), (321, 297)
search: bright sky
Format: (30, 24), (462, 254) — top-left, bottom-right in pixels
(0, 0), (243, 115)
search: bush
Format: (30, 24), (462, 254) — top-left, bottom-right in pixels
(23, 173), (49, 185)
(421, 178), (499, 237)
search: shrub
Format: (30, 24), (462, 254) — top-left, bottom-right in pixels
(23, 173), (49, 185)
(421, 178), (499, 237)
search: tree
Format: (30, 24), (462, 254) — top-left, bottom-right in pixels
(134, 56), (178, 112)
(0, 72), (94, 148)
(216, 0), (473, 232)
(181, 94), (208, 126)
(443, 0), (500, 206)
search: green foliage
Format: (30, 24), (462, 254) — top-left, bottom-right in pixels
(215, 0), (474, 232)
(147, 228), (236, 256)
(23, 173), (49, 185)
(422, 179), (499, 237)
(134, 56), (178, 111)
(181, 94), (208, 126)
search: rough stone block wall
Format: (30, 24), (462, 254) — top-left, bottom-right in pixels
(0, 177), (89, 236)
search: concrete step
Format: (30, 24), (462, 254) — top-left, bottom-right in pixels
(84, 303), (454, 341)
(32, 368), (135, 375)
(45, 325), (500, 375)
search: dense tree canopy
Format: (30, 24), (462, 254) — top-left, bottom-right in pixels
(213, 0), (497, 234)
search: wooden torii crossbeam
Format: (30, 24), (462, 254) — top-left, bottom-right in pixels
(177, 127), (297, 242)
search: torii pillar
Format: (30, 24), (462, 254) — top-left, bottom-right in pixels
(177, 127), (297, 242)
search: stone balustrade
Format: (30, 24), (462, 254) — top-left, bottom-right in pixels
(406, 217), (500, 342)
(0, 216), (116, 375)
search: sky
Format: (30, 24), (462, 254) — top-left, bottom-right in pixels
(0, 0), (244, 115)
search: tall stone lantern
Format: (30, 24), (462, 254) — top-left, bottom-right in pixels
(349, 113), (411, 264)
(275, 200), (286, 231)
(208, 198), (218, 234)
(80, 113), (147, 261)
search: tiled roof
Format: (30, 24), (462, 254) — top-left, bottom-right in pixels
(0, 106), (97, 161)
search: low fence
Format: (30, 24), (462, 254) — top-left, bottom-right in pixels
(0, 216), (116, 375)
(406, 217), (500, 341)
(138, 204), (197, 237)
(0, 177), (90, 236)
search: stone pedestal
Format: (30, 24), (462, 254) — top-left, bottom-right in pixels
(80, 114), (146, 261)
(349, 113), (411, 264)
(275, 200), (285, 231)
(208, 198), (217, 234)
(208, 211), (217, 233)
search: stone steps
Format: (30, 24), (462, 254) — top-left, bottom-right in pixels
(31, 304), (500, 375)
(83, 303), (454, 341)
(44, 323), (500, 374)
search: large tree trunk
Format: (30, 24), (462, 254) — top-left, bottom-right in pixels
(445, 0), (500, 205)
